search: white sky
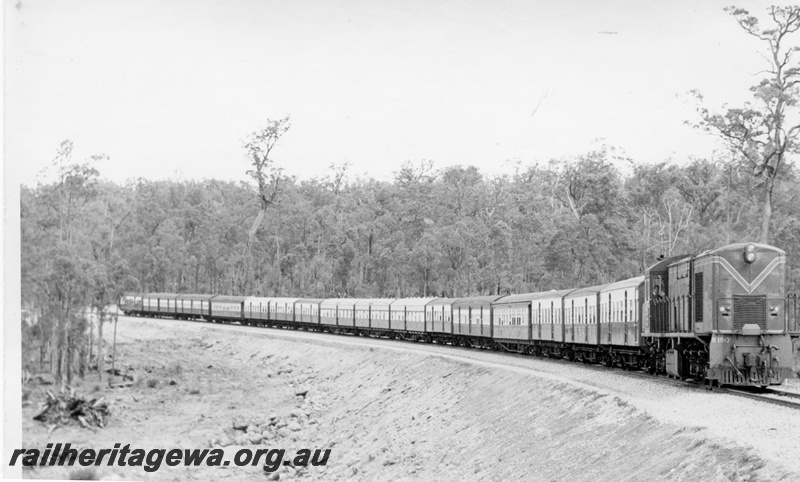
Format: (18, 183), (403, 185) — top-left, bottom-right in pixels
(5, 0), (796, 185)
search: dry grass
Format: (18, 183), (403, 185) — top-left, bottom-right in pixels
(168, 362), (184, 378)
(69, 467), (100, 480)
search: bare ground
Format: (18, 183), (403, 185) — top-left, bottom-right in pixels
(21, 317), (800, 481)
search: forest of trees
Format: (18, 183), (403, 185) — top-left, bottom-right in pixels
(20, 142), (800, 381)
(18, 5), (800, 384)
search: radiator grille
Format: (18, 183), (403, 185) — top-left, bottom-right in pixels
(694, 272), (703, 323)
(733, 295), (766, 330)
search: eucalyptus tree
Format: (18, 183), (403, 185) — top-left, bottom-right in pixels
(239, 116), (291, 293)
(691, 6), (800, 244)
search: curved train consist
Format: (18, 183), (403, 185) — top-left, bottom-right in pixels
(120, 243), (799, 387)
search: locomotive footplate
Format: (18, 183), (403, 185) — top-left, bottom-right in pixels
(706, 333), (794, 386)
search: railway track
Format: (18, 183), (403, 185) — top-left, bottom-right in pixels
(133, 314), (800, 409)
(720, 386), (800, 410)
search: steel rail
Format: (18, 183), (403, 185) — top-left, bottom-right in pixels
(128, 313), (800, 407)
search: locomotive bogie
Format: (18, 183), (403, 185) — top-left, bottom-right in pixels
(706, 333), (794, 386)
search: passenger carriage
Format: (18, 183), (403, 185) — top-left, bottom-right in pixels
(142, 293), (179, 317)
(319, 299), (365, 328)
(426, 298), (457, 335)
(244, 297), (272, 324)
(452, 296), (503, 344)
(354, 299), (393, 329)
(563, 285), (605, 347)
(390, 298), (437, 333)
(176, 294), (213, 320)
(319, 299), (339, 326)
(599, 277), (644, 348)
(531, 289), (573, 345)
(119, 292), (143, 315)
(491, 294), (534, 342)
(295, 299), (324, 324)
(529, 289), (573, 344)
(269, 297), (300, 322)
(209, 295), (246, 323)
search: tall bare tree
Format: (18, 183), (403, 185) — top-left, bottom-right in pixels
(691, 6), (800, 244)
(240, 116), (291, 292)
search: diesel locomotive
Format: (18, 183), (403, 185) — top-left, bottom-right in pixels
(119, 242), (799, 387)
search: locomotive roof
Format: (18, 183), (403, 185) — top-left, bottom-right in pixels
(646, 254), (689, 273)
(703, 242), (786, 256)
(452, 295), (505, 307)
(666, 255), (693, 268)
(143, 292), (180, 298)
(599, 276), (644, 292)
(427, 298), (460, 307)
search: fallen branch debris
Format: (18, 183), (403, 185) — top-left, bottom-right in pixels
(33, 386), (110, 430)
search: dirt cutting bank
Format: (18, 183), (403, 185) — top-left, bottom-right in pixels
(21, 318), (800, 480)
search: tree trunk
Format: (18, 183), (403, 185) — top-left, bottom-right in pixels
(759, 176), (774, 244)
(97, 313), (104, 382)
(66, 334), (73, 386)
(240, 207), (267, 292)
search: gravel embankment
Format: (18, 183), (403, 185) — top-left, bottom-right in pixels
(21, 317), (800, 480)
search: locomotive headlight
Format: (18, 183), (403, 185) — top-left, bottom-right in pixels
(719, 306), (730, 316)
(743, 244), (756, 263)
(770, 306), (780, 316)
